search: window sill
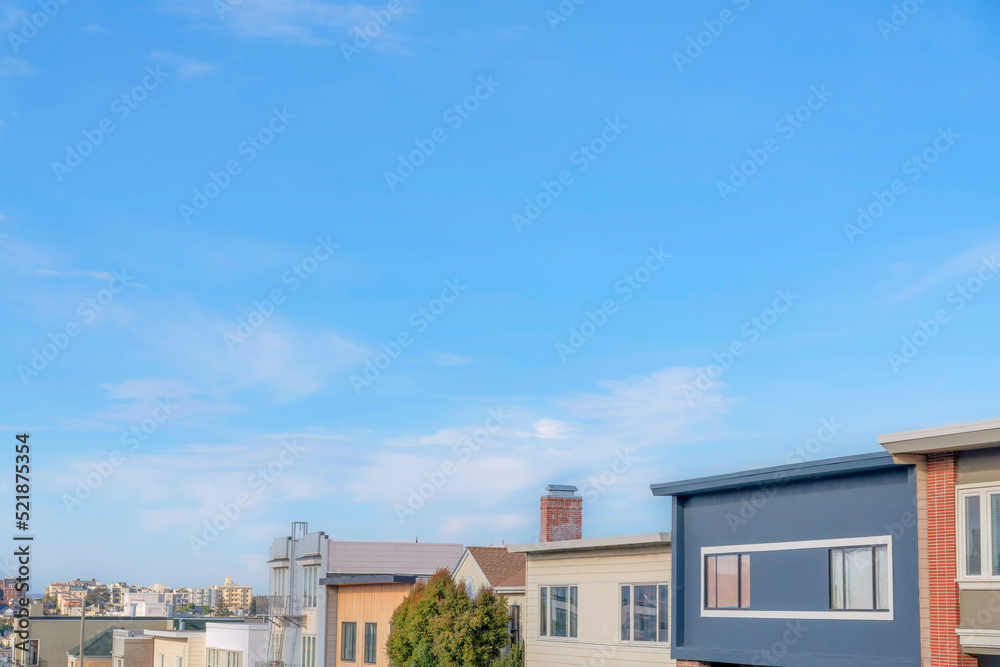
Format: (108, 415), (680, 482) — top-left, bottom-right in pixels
(957, 579), (1000, 590)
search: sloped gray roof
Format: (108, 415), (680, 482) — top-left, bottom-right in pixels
(327, 541), (463, 577)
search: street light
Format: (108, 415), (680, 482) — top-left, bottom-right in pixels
(63, 593), (85, 667)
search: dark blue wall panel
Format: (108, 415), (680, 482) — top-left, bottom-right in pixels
(670, 466), (921, 667)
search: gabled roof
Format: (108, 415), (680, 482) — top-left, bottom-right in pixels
(68, 628), (115, 658)
(463, 547), (525, 589)
(650, 452), (898, 497)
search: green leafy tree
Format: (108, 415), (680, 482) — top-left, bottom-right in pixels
(490, 642), (523, 667)
(249, 597), (257, 616)
(201, 605), (211, 615)
(386, 570), (509, 667)
(85, 587), (110, 608)
(214, 600), (232, 617)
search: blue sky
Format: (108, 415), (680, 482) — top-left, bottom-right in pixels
(2, 0), (1000, 591)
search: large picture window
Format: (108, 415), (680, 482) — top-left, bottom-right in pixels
(704, 554), (750, 609)
(959, 486), (1000, 579)
(620, 584), (669, 643)
(537, 586), (577, 638)
(829, 545), (889, 611)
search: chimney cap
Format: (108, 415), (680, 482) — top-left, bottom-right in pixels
(545, 484), (578, 497)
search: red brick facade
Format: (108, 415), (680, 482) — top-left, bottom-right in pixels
(927, 452), (976, 667)
(540, 495), (582, 542)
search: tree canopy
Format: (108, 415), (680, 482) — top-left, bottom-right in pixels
(386, 569), (510, 667)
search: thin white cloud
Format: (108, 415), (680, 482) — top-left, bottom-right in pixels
(161, 0), (416, 49)
(0, 56), (33, 77)
(83, 23), (111, 34)
(150, 51), (220, 79)
(895, 240), (1000, 300)
(425, 352), (473, 366)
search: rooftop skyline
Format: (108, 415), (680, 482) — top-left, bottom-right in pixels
(2, 0), (999, 590)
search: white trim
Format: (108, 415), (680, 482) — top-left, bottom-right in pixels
(617, 582), (670, 645)
(699, 536), (894, 621)
(957, 627), (1000, 651)
(955, 482), (1000, 582)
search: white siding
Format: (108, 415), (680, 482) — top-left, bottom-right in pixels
(524, 544), (674, 667)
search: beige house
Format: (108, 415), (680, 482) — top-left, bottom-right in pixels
(452, 547), (526, 644)
(67, 629), (114, 667)
(507, 485), (674, 667)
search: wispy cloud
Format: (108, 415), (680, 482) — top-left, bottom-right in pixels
(83, 23), (111, 34)
(895, 240), (1000, 300)
(425, 352), (472, 366)
(150, 51), (220, 79)
(161, 0), (416, 48)
(0, 56), (33, 77)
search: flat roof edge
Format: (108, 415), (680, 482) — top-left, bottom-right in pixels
(651, 451), (899, 497)
(507, 532), (670, 554)
(878, 418), (1000, 453)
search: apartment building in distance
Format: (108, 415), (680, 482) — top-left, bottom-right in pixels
(216, 579), (252, 613)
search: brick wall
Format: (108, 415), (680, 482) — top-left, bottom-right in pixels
(539, 496), (581, 542)
(927, 452), (976, 667)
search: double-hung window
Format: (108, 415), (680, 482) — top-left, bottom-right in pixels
(301, 636), (316, 667)
(959, 485), (1000, 580)
(341, 622), (357, 662)
(303, 566), (318, 608)
(620, 584), (669, 643)
(537, 586), (578, 638)
(704, 554), (750, 609)
(364, 623), (377, 664)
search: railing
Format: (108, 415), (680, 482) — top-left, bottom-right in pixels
(253, 595), (305, 617)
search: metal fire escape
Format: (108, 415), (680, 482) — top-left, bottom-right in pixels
(256, 522), (308, 667)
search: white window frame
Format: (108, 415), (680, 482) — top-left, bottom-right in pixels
(619, 582), (670, 644)
(537, 585), (578, 640)
(956, 482), (1000, 588)
(701, 536), (894, 621)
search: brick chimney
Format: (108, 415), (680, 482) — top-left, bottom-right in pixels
(540, 484), (582, 542)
